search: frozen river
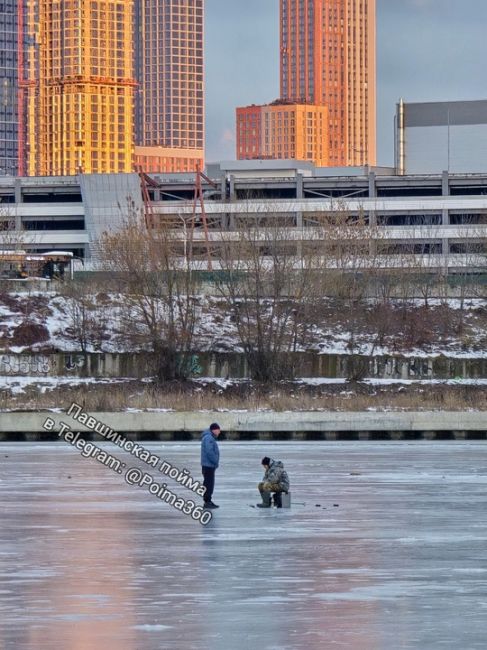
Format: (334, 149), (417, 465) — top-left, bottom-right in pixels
(1, 441), (487, 649)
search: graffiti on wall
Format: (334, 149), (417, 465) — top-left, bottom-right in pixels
(64, 354), (86, 371)
(0, 354), (51, 375)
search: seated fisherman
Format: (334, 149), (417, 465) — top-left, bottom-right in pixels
(257, 456), (290, 508)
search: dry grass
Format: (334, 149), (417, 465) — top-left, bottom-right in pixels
(1, 379), (486, 412)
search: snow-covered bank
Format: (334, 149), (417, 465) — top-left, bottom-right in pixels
(0, 291), (486, 358)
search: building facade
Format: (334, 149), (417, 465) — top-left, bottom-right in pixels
(396, 99), (487, 175)
(280, 0), (376, 166)
(0, 0), (18, 176)
(236, 101), (329, 166)
(20, 0), (136, 176)
(134, 0), (204, 173)
(1, 165), (486, 270)
(237, 0), (376, 168)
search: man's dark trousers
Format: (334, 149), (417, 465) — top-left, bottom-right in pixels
(202, 466), (215, 503)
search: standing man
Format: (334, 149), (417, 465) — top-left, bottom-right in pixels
(201, 422), (221, 509)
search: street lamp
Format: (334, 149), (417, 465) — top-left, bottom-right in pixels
(177, 212), (190, 269)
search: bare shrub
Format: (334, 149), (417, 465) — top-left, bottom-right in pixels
(0, 292), (22, 312)
(11, 321), (49, 346)
(215, 212), (320, 381)
(98, 201), (199, 381)
(60, 280), (110, 352)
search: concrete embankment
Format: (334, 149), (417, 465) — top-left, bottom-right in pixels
(0, 411), (486, 441)
(2, 352), (487, 380)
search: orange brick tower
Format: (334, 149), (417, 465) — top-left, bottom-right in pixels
(237, 0), (376, 167)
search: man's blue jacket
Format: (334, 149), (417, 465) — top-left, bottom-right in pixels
(201, 429), (220, 468)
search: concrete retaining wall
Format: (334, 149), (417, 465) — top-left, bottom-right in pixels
(0, 411), (486, 441)
(0, 351), (486, 380)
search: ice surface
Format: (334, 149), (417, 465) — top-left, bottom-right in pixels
(1, 441), (487, 649)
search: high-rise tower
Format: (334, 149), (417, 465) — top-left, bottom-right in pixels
(280, 0), (376, 166)
(237, 0), (376, 167)
(0, 0), (19, 176)
(134, 0), (204, 173)
(21, 0), (136, 176)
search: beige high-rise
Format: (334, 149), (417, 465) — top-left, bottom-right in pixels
(237, 102), (329, 166)
(134, 0), (205, 173)
(280, 0), (376, 166)
(21, 0), (136, 176)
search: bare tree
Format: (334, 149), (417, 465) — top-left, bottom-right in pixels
(61, 279), (109, 353)
(0, 207), (37, 285)
(214, 211), (320, 381)
(448, 221), (487, 334)
(312, 206), (382, 379)
(98, 203), (199, 381)
(0, 208), (22, 251)
(0, 206), (40, 250)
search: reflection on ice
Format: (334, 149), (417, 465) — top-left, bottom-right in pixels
(1, 441), (487, 649)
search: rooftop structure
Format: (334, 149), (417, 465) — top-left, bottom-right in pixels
(396, 99), (487, 175)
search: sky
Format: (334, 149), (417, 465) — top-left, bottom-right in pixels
(205, 0), (487, 166)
